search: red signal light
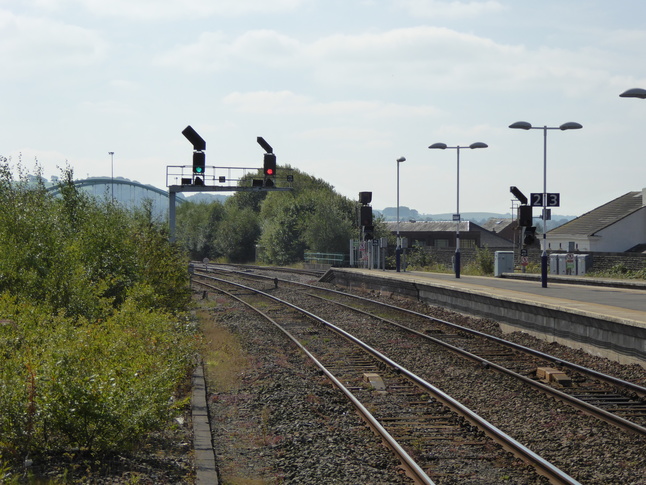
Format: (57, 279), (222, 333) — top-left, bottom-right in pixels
(263, 153), (276, 177)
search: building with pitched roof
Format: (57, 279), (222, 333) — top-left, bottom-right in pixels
(481, 218), (517, 243)
(547, 189), (646, 252)
(384, 220), (514, 250)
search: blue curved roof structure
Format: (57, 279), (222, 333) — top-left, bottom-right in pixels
(47, 177), (186, 219)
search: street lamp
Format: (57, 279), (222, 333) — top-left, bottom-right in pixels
(620, 88), (646, 99)
(108, 151), (115, 202)
(396, 156), (406, 272)
(428, 142), (488, 278)
(509, 121), (582, 288)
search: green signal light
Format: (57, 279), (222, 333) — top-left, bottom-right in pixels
(192, 151), (205, 174)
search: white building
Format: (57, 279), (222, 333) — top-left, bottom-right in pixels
(547, 189), (646, 253)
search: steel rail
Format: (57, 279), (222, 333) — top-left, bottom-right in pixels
(197, 267), (646, 399)
(194, 274), (581, 485)
(304, 292), (646, 437)
(303, 284), (646, 398)
(194, 278), (434, 485)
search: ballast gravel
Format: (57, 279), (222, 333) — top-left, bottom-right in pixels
(203, 272), (646, 484)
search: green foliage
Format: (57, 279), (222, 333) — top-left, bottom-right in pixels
(258, 194), (307, 265)
(302, 191), (355, 254)
(214, 204), (261, 262)
(405, 243), (435, 270)
(463, 246), (495, 276)
(0, 159), (197, 464)
(175, 199), (225, 260)
(173, 166), (357, 265)
(0, 295), (196, 456)
(587, 263), (646, 280)
(257, 185), (355, 265)
(0, 160), (190, 319)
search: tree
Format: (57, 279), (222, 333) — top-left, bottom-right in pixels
(301, 190), (354, 254)
(175, 199), (225, 260)
(257, 185), (356, 264)
(173, 164), (360, 265)
(258, 194), (306, 264)
(214, 204), (261, 262)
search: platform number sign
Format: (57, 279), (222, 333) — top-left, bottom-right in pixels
(530, 193), (560, 207)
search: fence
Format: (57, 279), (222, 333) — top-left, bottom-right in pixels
(304, 252), (348, 268)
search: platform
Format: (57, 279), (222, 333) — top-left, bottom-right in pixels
(323, 268), (646, 367)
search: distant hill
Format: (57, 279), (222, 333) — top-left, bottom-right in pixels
(375, 206), (576, 230)
(184, 193), (229, 204)
(377, 206), (512, 223)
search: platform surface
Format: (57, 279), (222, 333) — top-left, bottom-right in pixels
(337, 269), (646, 327)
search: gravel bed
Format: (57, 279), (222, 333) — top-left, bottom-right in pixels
(204, 294), (412, 484)
(302, 284), (646, 484)
(199, 270), (646, 484)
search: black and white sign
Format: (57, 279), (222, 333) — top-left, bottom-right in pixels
(530, 192), (560, 207)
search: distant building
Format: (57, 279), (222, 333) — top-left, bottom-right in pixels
(47, 177), (186, 220)
(547, 189), (646, 252)
(384, 220), (514, 250)
(480, 218), (517, 243)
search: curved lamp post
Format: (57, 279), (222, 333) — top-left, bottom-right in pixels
(620, 88), (646, 99)
(509, 121), (583, 288)
(428, 142), (488, 278)
(396, 156), (406, 272)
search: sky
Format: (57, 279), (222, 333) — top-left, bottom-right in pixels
(2, 0), (645, 217)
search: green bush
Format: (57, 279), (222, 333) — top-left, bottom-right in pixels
(463, 246), (495, 276)
(586, 263), (646, 280)
(0, 292), (196, 457)
(406, 243), (434, 269)
(0, 161), (197, 465)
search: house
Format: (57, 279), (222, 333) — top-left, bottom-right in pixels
(547, 189), (646, 252)
(480, 218), (517, 243)
(384, 220), (514, 250)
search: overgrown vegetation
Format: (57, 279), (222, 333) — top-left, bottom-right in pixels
(586, 263), (646, 280)
(0, 159), (197, 474)
(175, 166), (362, 265)
(463, 246), (495, 276)
(402, 245), (496, 276)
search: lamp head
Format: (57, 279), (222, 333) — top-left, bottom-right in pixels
(559, 122), (583, 131)
(620, 88), (646, 99)
(469, 142), (488, 149)
(396, 156), (406, 162)
(428, 143), (447, 150)
(509, 121), (532, 130)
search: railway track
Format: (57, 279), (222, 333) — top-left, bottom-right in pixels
(198, 265), (646, 436)
(194, 267), (646, 485)
(194, 271), (581, 484)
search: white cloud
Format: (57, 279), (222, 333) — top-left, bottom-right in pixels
(0, 9), (107, 76)
(154, 30), (303, 72)
(157, 24), (618, 98)
(299, 126), (391, 147)
(395, 0), (505, 18)
(222, 90), (440, 118)
(9, 0), (308, 19)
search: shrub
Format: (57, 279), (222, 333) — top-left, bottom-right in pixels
(0, 161), (197, 465)
(0, 295), (197, 456)
(463, 246), (494, 276)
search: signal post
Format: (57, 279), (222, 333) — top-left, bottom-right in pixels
(168, 127), (293, 242)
